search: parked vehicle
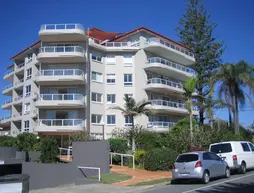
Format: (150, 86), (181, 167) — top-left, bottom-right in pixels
(172, 151), (230, 184)
(209, 141), (254, 174)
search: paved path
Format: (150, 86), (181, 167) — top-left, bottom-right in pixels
(143, 170), (254, 193)
(111, 165), (171, 186)
(30, 184), (154, 193)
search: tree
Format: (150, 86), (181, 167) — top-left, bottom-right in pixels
(176, 0), (224, 128)
(110, 94), (152, 152)
(212, 61), (254, 134)
(183, 77), (198, 146)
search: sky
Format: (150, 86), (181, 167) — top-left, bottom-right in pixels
(0, 0), (253, 127)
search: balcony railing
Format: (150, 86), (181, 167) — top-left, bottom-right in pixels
(12, 112), (22, 118)
(3, 84), (13, 91)
(38, 69), (84, 76)
(14, 79), (24, 86)
(40, 24), (84, 31)
(148, 121), (176, 128)
(148, 57), (196, 75)
(0, 115), (12, 122)
(4, 69), (14, 76)
(147, 78), (183, 89)
(146, 37), (194, 58)
(3, 98), (12, 105)
(39, 119), (84, 126)
(90, 37), (140, 48)
(14, 95), (23, 102)
(150, 99), (186, 109)
(39, 94), (84, 101)
(16, 62), (25, 69)
(39, 46), (85, 53)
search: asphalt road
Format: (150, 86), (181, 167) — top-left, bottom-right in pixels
(143, 170), (254, 193)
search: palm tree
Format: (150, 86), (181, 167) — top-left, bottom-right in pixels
(212, 61), (254, 134)
(183, 77), (198, 147)
(110, 94), (152, 151)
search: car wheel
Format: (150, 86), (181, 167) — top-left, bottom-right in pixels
(239, 162), (246, 174)
(202, 171), (210, 184)
(225, 167), (230, 178)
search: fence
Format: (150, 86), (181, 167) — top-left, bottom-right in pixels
(110, 152), (135, 169)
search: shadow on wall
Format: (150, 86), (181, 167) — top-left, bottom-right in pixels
(196, 182), (254, 193)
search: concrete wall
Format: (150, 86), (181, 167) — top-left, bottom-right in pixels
(0, 147), (18, 159)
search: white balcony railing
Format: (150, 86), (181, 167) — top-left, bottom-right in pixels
(90, 37), (140, 48)
(39, 46), (85, 53)
(4, 69), (14, 76)
(39, 94), (84, 101)
(39, 119), (84, 126)
(3, 84), (13, 91)
(16, 62), (25, 69)
(14, 79), (24, 86)
(147, 78), (183, 89)
(12, 112), (22, 118)
(14, 95), (23, 101)
(148, 57), (196, 75)
(3, 98), (12, 105)
(38, 69), (84, 76)
(0, 115), (12, 122)
(146, 37), (194, 58)
(150, 99), (186, 109)
(40, 24), (84, 31)
(148, 121), (176, 128)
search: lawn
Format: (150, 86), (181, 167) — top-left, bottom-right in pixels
(88, 173), (131, 184)
(131, 178), (171, 186)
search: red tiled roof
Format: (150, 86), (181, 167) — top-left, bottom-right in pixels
(86, 28), (122, 41)
(109, 26), (189, 50)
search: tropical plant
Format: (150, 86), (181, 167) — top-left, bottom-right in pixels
(212, 61), (254, 134)
(176, 0), (224, 127)
(183, 77), (198, 146)
(110, 94), (152, 151)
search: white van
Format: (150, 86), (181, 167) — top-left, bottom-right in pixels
(209, 141), (254, 174)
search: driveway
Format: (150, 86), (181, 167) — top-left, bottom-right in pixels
(143, 170), (254, 193)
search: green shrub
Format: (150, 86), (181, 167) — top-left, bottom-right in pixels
(136, 131), (165, 150)
(17, 133), (38, 151)
(144, 148), (178, 171)
(39, 137), (58, 163)
(0, 136), (18, 147)
(109, 138), (128, 164)
(70, 131), (90, 143)
(134, 149), (147, 168)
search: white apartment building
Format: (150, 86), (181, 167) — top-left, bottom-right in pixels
(0, 24), (197, 145)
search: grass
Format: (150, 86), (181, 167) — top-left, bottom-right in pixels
(88, 173), (131, 184)
(130, 178), (171, 186)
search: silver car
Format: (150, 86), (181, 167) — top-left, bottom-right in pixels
(172, 151), (230, 184)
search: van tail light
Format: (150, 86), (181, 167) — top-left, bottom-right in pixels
(195, 161), (202, 168)
(172, 164), (176, 169)
(233, 155), (237, 161)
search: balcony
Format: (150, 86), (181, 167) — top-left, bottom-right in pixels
(144, 37), (195, 65)
(147, 121), (176, 133)
(2, 84), (13, 95)
(145, 78), (184, 94)
(14, 79), (24, 89)
(37, 46), (85, 63)
(35, 94), (86, 109)
(0, 115), (11, 126)
(36, 69), (85, 85)
(35, 119), (85, 132)
(39, 24), (86, 42)
(15, 62), (25, 73)
(12, 112), (22, 121)
(3, 69), (14, 81)
(13, 95), (23, 105)
(145, 57), (195, 81)
(2, 98), (12, 109)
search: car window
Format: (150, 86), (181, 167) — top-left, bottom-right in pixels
(208, 152), (221, 161)
(241, 143), (251, 152)
(203, 152), (210, 160)
(176, 154), (199, 163)
(248, 143), (254, 152)
(210, 143), (232, 153)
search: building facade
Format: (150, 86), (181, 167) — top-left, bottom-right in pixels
(0, 24), (196, 145)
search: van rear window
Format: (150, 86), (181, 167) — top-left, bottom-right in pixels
(176, 154), (199, 163)
(210, 143), (232, 153)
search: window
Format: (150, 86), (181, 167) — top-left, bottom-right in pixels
(210, 143), (232, 154)
(24, 120), (30, 132)
(106, 74), (116, 84)
(208, 152), (221, 161)
(92, 54), (102, 62)
(24, 103), (30, 114)
(241, 143), (251, 152)
(107, 94), (116, 104)
(107, 115), (116, 125)
(249, 143), (254, 152)
(27, 53), (33, 63)
(125, 116), (132, 126)
(176, 154), (199, 163)
(91, 92), (103, 103)
(91, 114), (103, 124)
(124, 74), (133, 86)
(25, 85), (31, 97)
(92, 71), (103, 83)
(26, 68), (32, 80)
(125, 94), (133, 98)
(123, 54), (132, 66)
(106, 55), (116, 64)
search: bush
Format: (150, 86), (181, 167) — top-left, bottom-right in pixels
(109, 138), (128, 165)
(136, 131), (165, 150)
(70, 131), (90, 143)
(144, 148), (178, 171)
(134, 149), (147, 169)
(39, 137), (58, 163)
(0, 136), (18, 147)
(17, 133), (38, 151)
